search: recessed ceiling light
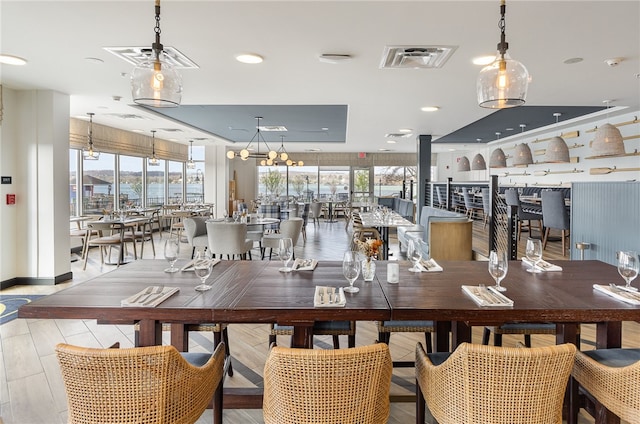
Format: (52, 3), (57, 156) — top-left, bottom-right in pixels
(321, 127), (329, 131)
(472, 55), (495, 66)
(0, 54), (27, 65)
(235, 53), (263, 64)
(132, 129), (145, 133)
(448, 148), (456, 152)
(386, 139), (397, 144)
(421, 106), (440, 112)
(563, 57), (583, 65)
(398, 128), (413, 133)
(378, 148), (391, 151)
(318, 54), (353, 64)
(306, 148), (321, 152)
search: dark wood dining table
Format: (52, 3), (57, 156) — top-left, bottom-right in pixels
(19, 258), (638, 424)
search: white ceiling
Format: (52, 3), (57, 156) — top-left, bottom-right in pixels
(2, 1), (639, 153)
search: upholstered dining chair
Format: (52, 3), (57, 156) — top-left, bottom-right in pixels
(262, 217), (303, 260)
(505, 188), (543, 240)
(82, 221), (137, 270)
(572, 348), (640, 423)
(183, 216), (209, 258)
(309, 202), (323, 226)
(415, 342), (576, 424)
(206, 221), (253, 260)
(263, 343), (392, 424)
(541, 190), (570, 256)
(258, 203), (281, 232)
(55, 343), (226, 424)
(462, 189), (483, 220)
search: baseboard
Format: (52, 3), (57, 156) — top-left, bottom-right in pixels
(0, 272), (73, 289)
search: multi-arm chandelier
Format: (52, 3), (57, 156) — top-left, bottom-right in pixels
(226, 117), (275, 165)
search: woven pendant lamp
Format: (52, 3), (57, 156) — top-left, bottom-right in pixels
(458, 156), (471, 172)
(471, 153), (487, 170)
(545, 136), (570, 163)
(489, 148), (507, 168)
(512, 143), (533, 166)
(591, 123), (625, 156)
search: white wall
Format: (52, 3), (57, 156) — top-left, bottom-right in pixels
(436, 108), (640, 186)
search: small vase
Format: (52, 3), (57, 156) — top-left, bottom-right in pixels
(362, 258), (376, 281)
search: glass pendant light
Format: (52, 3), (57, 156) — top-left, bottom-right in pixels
(187, 140), (196, 169)
(82, 112), (100, 160)
(148, 130), (160, 166)
(477, 0), (529, 109)
(131, 0), (182, 107)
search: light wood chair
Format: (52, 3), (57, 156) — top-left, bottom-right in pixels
(82, 221), (137, 270)
(131, 212), (157, 257)
(263, 343), (392, 424)
(55, 342), (226, 424)
(415, 342), (576, 424)
(572, 348), (640, 423)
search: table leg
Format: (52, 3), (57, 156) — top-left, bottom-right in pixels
(170, 323), (189, 351)
(137, 319), (162, 346)
(380, 227), (389, 260)
(290, 323), (315, 348)
(434, 321), (452, 352)
(451, 321), (471, 348)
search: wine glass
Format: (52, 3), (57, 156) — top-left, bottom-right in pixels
(194, 251), (213, 291)
(163, 237), (180, 273)
(343, 251), (361, 293)
(278, 238), (294, 272)
(407, 239), (423, 272)
(488, 250), (509, 292)
(525, 238), (543, 273)
(223, 209), (228, 220)
(232, 211), (239, 222)
(617, 251), (639, 291)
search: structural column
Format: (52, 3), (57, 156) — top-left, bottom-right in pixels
(417, 134), (432, 219)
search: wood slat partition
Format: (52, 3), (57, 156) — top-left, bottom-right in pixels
(571, 181), (640, 263)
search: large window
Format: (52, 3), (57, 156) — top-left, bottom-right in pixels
(319, 166), (349, 201)
(119, 155), (144, 209)
(147, 159), (166, 207)
(374, 166), (417, 200)
(82, 152), (115, 214)
(168, 161), (183, 204)
(185, 145), (204, 203)
(69, 149), (79, 215)
(258, 166), (287, 200)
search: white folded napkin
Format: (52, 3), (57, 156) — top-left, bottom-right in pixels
(122, 286), (179, 307)
(181, 258), (221, 272)
(420, 258), (443, 272)
(461, 285), (514, 307)
(293, 258), (318, 271)
(314, 286), (346, 307)
(593, 284), (640, 305)
(521, 257), (562, 272)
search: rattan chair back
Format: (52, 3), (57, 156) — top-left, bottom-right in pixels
(263, 343), (392, 424)
(56, 343), (225, 424)
(416, 342), (576, 424)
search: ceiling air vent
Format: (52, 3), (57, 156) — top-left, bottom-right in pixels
(385, 133), (413, 138)
(380, 45), (457, 69)
(104, 46), (199, 69)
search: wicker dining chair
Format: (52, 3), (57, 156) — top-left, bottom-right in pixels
(415, 342), (576, 424)
(55, 342), (226, 424)
(572, 348), (640, 423)
(269, 320), (356, 349)
(263, 343), (393, 424)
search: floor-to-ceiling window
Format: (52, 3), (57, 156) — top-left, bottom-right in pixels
(119, 155), (144, 209)
(352, 168), (371, 202)
(319, 166), (349, 200)
(69, 149), (79, 215)
(147, 159), (166, 207)
(374, 165), (418, 200)
(186, 145), (204, 203)
(82, 152), (115, 214)
(168, 161), (184, 204)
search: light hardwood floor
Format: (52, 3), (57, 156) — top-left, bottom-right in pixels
(1, 216), (637, 423)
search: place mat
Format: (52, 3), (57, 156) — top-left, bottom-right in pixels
(462, 285), (514, 307)
(521, 257), (563, 272)
(593, 284), (640, 305)
(122, 286), (180, 307)
(181, 258), (221, 272)
(420, 258), (443, 272)
(293, 258), (318, 271)
(314, 286), (346, 307)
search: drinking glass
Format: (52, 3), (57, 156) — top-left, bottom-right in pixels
(488, 250), (509, 291)
(232, 211), (239, 222)
(525, 238), (543, 273)
(343, 251), (361, 293)
(163, 237), (180, 273)
(194, 251), (213, 291)
(223, 209), (228, 220)
(617, 251), (639, 291)
(407, 239), (423, 272)
(278, 238), (294, 272)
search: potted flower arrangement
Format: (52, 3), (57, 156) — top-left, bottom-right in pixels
(355, 238), (383, 281)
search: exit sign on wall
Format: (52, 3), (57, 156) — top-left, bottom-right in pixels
(358, 152), (366, 159)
